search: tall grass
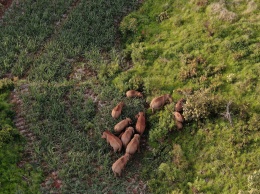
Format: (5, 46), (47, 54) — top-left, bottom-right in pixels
(1, 0), (143, 193)
(18, 79), (147, 193)
(0, 0), (75, 77)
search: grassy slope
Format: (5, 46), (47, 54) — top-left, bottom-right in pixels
(116, 0), (260, 104)
(114, 0), (260, 193)
(1, 0), (146, 193)
(0, 0), (259, 193)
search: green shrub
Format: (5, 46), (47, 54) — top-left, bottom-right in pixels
(148, 144), (190, 193)
(130, 42), (147, 66)
(0, 124), (18, 148)
(120, 14), (139, 35)
(247, 113), (260, 131)
(0, 79), (16, 148)
(183, 88), (225, 122)
(0, 78), (42, 193)
(0, 78), (14, 92)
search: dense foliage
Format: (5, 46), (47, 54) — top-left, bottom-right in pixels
(0, 79), (42, 193)
(0, 79), (15, 148)
(0, 0), (259, 193)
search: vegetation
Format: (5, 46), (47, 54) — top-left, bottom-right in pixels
(0, 0), (259, 193)
(115, 0), (260, 193)
(0, 78), (42, 193)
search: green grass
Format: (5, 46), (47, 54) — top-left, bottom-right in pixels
(0, 79), (42, 194)
(0, 140), (43, 194)
(0, 0), (259, 193)
(1, 0), (143, 193)
(114, 0), (260, 193)
(0, 0), (75, 77)
(19, 79), (147, 193)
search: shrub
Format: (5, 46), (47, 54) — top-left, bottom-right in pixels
(0, 124), (19, 148)
(174, 17), (185, 27)
(207, 2), (238, 23)
(0, 78), (14, 92)
(148, 144), (189, 193)
(156, 11), (169, 23)
(128, 75), (145, 91)
(120, 14), (138, 35)
(187, 177), (207, 194)
(179, 62), (198, 81)
(0, 141), (43, 193)
(130, 42), (147, 66)
(183, 88), (225, 122)
(247, 113), (260, 131)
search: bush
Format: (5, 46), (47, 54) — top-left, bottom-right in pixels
(130, 42), (147, 66)
(120, 14), (138, 35)
(0, 78), (14, 92)
(0, 141), (43, 193)
(183, 88), (225, 122)
(0, 124), (18, 148)
(148, 144), (190, 193)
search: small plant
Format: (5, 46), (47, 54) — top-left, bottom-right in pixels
(128, 75), (144, 91)
(179, 56), (206, 81)
(156, 11), (169, 23)
(171, 144), (189, 170)
(226, 73), (236, 83)
(0, 124), (18, 148)
(120, 15), (138, 35)
(174, 17), (184, 27)
(0, 78), (14, 91)
(179, 62), (198, 81)
(130, 42), (147, 66)
(207, 2), (238, 23)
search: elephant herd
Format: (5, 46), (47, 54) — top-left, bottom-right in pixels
(102, 90), (185, 177)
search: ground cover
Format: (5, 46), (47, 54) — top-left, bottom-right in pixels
(113, 0), (260, 193)
(0, 0), (259, 193)
(0, 78), (42, 193)
(1, 0), (146, 193)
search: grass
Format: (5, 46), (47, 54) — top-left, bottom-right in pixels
(114, 0), (260, 193)
(0, 79), (42, 193)
(1, 0), (144, 193)
(19, 79), (147, 193)
(0, 0), (259, 193)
